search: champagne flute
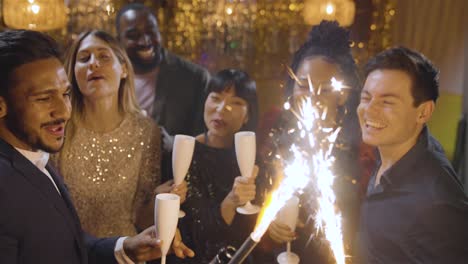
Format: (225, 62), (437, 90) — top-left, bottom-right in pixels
(155, 193), (180, 264)
(234, 131), (260, 215)
(276, 196), (300, 264)
(172, 134), (195, 218)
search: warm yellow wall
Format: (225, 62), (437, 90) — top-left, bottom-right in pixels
(427, 92), (463, 161)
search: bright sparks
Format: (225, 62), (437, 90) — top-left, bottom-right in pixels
(252, 145), (310, 242)
(252, 68), (347, 263)
(331, 77), (344, 92)
(312, 144), (346, 264)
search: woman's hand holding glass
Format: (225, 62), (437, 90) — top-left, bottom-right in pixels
(269, 220), (296, 244)
(221, 165), (258, 224)
(228, 166), (258, 206)
(268, 217), (304, 244)
(155, 180), (188, 204)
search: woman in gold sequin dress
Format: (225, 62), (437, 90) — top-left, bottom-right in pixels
(53, 31), (185, 237)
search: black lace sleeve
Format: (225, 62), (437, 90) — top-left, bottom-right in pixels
(178, 142), (256, 263)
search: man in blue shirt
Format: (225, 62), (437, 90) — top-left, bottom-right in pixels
(356, 47), (468, 263)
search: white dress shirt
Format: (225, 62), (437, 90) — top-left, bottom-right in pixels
(15, 148), (136, 264)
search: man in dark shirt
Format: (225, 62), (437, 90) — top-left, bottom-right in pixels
(356, 47), (468, 263)
(116, 3), (210, 150)
(115, 4), (210, 195)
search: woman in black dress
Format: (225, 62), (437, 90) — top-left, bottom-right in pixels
(176, 69), (259, 263)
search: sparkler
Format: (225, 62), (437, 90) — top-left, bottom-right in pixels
(228, 145), (310, 264)
(291, 71), (348, 264)
(228, 68), (351, 264)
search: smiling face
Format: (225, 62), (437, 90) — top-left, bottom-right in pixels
(293, 56), (347, 127)
(357, 69), (431, 151)
(74, 35), (127, 101)
(0, 58), (71, 152)
(204, 87), (249, 140)
(117, 9), (162, 73)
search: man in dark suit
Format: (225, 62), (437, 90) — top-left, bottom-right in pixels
(0, 30), (194, 264)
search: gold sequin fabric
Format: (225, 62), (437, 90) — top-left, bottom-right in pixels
(53, 113), (161, 237)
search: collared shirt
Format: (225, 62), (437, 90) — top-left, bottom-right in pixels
(15, 148), (60, 194)
(357, 127), (468, 263)
(15, 148), (136, 264)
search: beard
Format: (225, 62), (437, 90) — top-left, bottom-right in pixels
(5, 112), (65, 153)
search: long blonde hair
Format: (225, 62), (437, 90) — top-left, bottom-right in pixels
(59, 30), (141, 164)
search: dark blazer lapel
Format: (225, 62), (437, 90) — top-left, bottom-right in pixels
(152, 49), (169, 124)
(0, 140), (86, 261)
(46, 164), (81, 224)
(10, 151), (72, 220)
(47, 164), (88, 262)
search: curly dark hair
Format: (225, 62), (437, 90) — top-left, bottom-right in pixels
(285, 20), (360, 96)
(285, 20), (362, 148)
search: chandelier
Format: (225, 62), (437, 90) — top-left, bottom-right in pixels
(3, 0), (67, 31)
(303, 0), (356, 26)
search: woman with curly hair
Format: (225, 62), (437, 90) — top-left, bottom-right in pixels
(256, 20), (374, 263)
